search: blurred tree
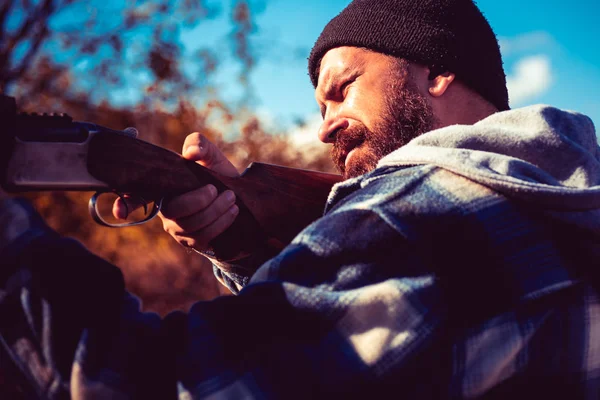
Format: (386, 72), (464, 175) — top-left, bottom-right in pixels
(1, 0), (239, 105)
(0, 0), (334, 315)
(0, 2), (337, 396)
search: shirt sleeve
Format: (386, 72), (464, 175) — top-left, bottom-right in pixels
(0, 196), (447, 399)
(200, 241), (285, 294)
(0, 198), (176, 398)
(167, 200), (447, 398)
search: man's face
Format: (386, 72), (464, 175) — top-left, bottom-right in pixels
(315, 46), (436, 179)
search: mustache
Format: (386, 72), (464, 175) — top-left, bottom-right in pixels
(331, 125), (368, 173)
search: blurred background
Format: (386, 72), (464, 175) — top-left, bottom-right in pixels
(1, 0), (598, 315)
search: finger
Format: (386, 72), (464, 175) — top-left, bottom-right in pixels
(160, 185), (220, 220)
(182, 133), (239, 177)
(162, 190), (236, 234)
(173, 204), (239, 251)
(112, 196), (150, 220)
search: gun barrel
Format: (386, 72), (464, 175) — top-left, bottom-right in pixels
(0, 95), (342, 263)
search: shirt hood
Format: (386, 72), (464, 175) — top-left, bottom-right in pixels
(378, 105), (600, 211)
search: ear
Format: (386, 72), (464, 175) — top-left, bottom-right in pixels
(428, 71), (455, 97)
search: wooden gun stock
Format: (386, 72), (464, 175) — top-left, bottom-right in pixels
(87, 132), (341, 261)
(0, 95), (342, 262)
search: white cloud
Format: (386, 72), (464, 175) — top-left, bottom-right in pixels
(507, 55), (553, 106)
(244, 109), (329, 165)
(253, 107), (279, 132)
(286, 113), (330, 163)
(287, 113), (322, 145)
(499, 31), (555, 57)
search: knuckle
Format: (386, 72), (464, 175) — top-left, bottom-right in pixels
(184, 212), (212, 233)
(217, 197), (234, 215)
(211, 212), (235, 237)
(196, 186), (217, 208)
(222, 211), (237, 229)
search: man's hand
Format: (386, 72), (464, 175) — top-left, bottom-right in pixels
(113, 133), (240, 253)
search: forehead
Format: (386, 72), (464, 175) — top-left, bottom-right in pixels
(317, 46), (392, 87)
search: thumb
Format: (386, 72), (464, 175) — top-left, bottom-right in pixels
(182, 133), (239, 177)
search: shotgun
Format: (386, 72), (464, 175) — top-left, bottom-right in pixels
(0, 95), (341, 262)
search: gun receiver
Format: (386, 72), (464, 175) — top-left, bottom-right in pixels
(0, 96), (342, 262)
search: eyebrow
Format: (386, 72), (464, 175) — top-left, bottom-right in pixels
(316, 64), (358, 117)
(319, 66), (351, 99)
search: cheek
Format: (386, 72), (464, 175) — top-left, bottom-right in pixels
(346, 88), (385, 131)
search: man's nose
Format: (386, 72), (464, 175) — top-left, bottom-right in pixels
(318, 114), (349, 143)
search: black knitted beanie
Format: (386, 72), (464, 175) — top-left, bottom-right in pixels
(308, 0), (509, 111)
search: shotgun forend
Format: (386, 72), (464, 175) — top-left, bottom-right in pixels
(0, 95), (342, 262)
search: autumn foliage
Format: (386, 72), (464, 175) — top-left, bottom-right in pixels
(1, 0), (334, 315)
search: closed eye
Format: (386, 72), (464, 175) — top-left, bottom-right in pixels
(340, 79), (353, 97)
(317, 74), (358, 119)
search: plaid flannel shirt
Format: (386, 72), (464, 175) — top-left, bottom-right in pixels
(1, 158), (600, 399)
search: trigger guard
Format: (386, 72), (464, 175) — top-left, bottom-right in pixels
(88, 192), (163, 228)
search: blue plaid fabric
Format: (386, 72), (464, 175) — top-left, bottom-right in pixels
(1, 153), (600, 398)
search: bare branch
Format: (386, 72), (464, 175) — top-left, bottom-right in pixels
(18, 0), (33, 8)
(6, 25), (50, 83)
(16, 56), (67, 100)
(0, 1), (15, 43)
(0, 0), (56, 88)
(230, 0), (256, 86)
(7, 0), (54, 49)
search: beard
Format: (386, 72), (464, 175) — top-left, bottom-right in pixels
(332, 74), (436, 179)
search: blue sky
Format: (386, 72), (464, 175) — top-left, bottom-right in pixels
(180, 0), (600, 135)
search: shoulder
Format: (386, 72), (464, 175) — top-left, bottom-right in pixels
(325, 164), (507, 238)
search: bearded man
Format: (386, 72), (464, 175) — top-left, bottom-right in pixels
(2, 0), (600, 398)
